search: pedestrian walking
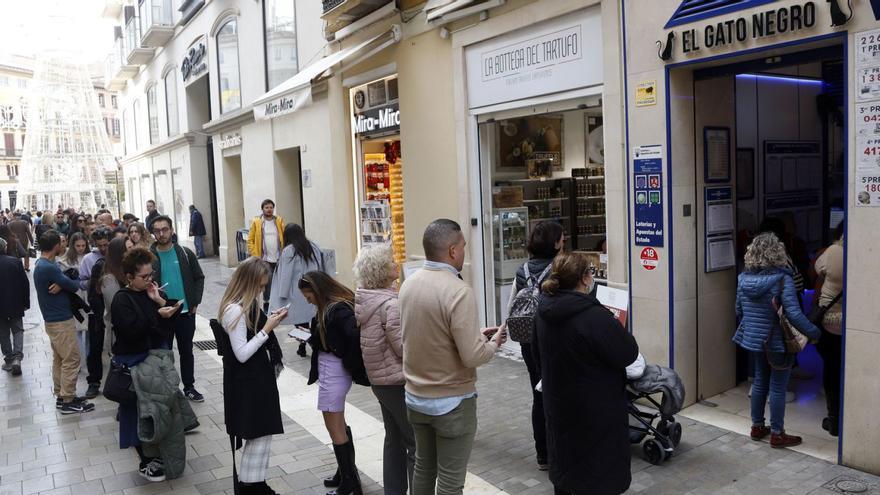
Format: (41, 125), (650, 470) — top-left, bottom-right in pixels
(353, 244), (415, 494)
(814, 221), (845, 437)
(734, 232), (820, 448)
(188, 205), (207, 258)
(110, 247), (183, 483)
(145, 200), (160, 233)
(54, 211), (70, 236)
(0, 237), (29, 376)
(268, 223), (323, 358)
(8, 214), (33, 271)
(34, 230), (95, 414)
(505, 220), (563, 471)
(126, 222), (151, 250)
(533, 251), (638, 495)
(150, 215), (206, 402)
(80, 227), (112, 399)
(217, 258), (286, 495)
(58, 232), (90, 373)
(247, 199), (284, 306)
(400, 219), (507, 495)
(299, 271), (369, 495)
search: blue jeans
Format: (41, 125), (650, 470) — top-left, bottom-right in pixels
(750, 351), (793, 434)
(193, 235), (205, 258)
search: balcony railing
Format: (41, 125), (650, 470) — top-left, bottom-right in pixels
(124, 15), (156, 65)
(105, 36), (138, 89)
(139, 0), (174, 47)
(321, 0), (392, 39)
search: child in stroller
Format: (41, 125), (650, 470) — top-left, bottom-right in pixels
(626, 354), (685, 465)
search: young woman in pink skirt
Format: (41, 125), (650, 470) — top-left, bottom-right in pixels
(299, 271), (369, 495)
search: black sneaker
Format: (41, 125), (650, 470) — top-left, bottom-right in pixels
(138, 459), (166, 482)
(59, 398), (96, 415)
(56, 398), (63, 409)
(183, 388), (204, 402)
(84, 383), (101, 399)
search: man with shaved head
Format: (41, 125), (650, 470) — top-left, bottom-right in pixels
(399, 219), (507, 494)
(96, 212), (114, 228)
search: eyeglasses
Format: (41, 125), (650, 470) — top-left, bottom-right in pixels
(136, 271), (154, 280)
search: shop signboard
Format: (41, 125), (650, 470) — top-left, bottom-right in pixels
(352, 102), (400, 136)
(464, 7), (602, 110)
(181, 36), (208, 86)
(633, 145), (664, 247)
(636, 80), (657, 107)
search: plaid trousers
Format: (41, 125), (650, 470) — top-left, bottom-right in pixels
(239, 435), (272, 483)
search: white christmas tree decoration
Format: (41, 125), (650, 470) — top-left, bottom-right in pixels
(17, 56), (117, 213)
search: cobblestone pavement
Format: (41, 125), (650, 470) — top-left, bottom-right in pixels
(2, 256), (879, 495)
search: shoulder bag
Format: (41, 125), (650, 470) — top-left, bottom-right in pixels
(770, 279), (808, 354)
(102, 292), (147, 406)
(808, 291), (843, 329)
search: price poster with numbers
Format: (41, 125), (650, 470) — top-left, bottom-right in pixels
(856, 102), (880, 206)
(856, 28), (880, 207)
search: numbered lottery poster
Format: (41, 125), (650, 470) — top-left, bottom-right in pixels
(857, 102), (880, 207)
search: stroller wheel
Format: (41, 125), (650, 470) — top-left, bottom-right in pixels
(643, 438), (666, 465)
(668, 421), (682, 447)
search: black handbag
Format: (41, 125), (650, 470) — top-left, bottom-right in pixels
(103, 362), (136, 405)
(808, 291), (842, 329)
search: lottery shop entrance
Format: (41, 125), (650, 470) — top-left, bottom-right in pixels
(668, 39), (846, 461)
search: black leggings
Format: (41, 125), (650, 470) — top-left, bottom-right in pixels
(816, 328), (842, 419)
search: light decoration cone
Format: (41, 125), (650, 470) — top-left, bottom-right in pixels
(17, 56), (117, 213)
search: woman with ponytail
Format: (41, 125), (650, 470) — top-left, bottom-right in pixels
(533, 252), (639, 495)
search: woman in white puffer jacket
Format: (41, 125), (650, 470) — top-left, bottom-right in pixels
(353, 245), (414, 495)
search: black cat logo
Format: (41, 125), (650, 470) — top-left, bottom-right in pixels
(657, 32), (675, 62)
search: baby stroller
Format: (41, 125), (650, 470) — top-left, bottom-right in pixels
(627, 362), (685, 465)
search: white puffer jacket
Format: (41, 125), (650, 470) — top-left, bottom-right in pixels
(354, 288), (404, 386)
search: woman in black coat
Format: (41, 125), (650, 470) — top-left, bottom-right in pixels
(217, 257), (287, 495)
(534, 252), (639, 495)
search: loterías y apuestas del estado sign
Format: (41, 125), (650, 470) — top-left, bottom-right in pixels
(667, 1), (817, 57)
(352, 103), (400, 136)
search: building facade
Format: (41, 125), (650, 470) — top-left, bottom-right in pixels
(0, 56), (32, 211)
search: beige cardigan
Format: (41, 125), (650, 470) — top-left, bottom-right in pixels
(399, 267), (497, 398)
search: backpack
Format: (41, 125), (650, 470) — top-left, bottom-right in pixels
(505, 262), (552, 343)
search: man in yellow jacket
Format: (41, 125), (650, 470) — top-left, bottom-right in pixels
(247, 199), (284, 304)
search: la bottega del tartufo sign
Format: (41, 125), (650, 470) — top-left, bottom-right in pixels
(677, 1), (817, 54)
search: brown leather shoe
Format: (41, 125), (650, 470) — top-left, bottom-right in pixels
(770, 431), (803, 448)
(751, 425), (771, 440)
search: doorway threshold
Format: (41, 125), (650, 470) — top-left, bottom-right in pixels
(679, 381), (838, 463)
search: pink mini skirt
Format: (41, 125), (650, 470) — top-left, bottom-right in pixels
(317, 351), (352, 412)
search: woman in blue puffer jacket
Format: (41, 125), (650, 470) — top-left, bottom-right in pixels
(734, 232), (820, 449)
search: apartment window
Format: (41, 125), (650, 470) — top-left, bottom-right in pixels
(146, 85), (160, 144)
(104, 117), (112, 135)
(217, 18), (241, 113)
(132, 100), (141, 150)
(17, 79), (26, 89)
(111, 95), (118, 109)
(164, 70), (179, 137)
(99, 93), (105, 108)
(4, 134), (13, 157)
(0, 76), (8, 87)
(7, 164), (18, 178)
(113, 118), (121, 137)
(263, 0), (297, 90)
(122, 109), (130, 154)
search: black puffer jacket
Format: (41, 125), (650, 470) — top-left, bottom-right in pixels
(308, 302), (370, 386)
(534, 290), (638, 495)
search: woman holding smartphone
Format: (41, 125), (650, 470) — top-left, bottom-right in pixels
(299, 271), (369, 495)
(110, 247), (182, 482)
(218, 257), (287, 495)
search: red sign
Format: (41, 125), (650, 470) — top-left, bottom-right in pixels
(640, 247), (659, 270)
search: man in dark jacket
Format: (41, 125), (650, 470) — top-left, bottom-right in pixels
(0, 237), (29, 376)
(188, 205), (206, 258)
(150, 215), (205, 402)
(145, 200), (160, 233)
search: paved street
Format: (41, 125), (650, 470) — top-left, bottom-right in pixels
(1, 256), (879, 495)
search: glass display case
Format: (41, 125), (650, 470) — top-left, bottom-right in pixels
(492, 207), (529, 281)
(572, 166), (606, 251)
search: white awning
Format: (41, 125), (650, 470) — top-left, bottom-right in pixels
(424, 0), (504, 23)
(252, 27), (400, 121)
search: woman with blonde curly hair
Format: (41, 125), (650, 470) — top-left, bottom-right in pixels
(126, 222), (151, 250)
(734, 232), (820, 449)
(353, 244), (414, 494)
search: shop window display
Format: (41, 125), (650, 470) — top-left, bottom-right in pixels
(482, 107), (608, 326)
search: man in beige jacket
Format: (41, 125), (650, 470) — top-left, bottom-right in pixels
(400, 218), (507, 495)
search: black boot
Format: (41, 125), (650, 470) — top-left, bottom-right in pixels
(326, 439), (361, 495)
(257, 481), (278, 494)
(323, 426), (352, 488)
(822, 417), (840, 437)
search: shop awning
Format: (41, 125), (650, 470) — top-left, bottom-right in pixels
(252, 27), (400, 121)
(424, 0), (504, 23)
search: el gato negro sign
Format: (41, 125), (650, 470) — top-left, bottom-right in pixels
(677, 1), (817, 55)
(181, 40), (207, 83)
(353, 103), (400, 136)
